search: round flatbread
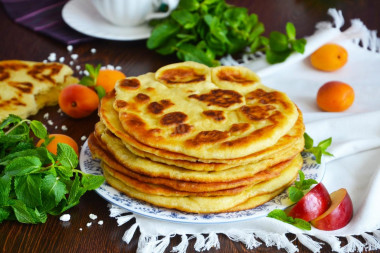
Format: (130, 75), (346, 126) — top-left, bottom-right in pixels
(113, 61), (299, 159)
(99, 91), (304, 165)
(102, 154), (303, 213)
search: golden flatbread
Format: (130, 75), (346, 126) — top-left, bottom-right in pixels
(113, 62), (299, 159)
(88, 132), (290, 192)
(102, 154), (302, 213)
(0, 60), (77, 122)
(88, 61), (306, 214)
(99, 91), (304, 165)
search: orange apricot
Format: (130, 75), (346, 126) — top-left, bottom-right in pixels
(96, 69), (126, 93)
(310, 44), (348, 72)
(59, 84), (99, 118)
(316, 81), (355, 112)
(37, 134), (79, 156)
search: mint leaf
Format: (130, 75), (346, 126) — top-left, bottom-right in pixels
(0, 114), (21, 130)
(56, 165), (74, 180)
(0, 175), (11, 205)
(304, 132), (314, 149)
(286, 22), (296, 40)
(265, 49), (291, 64)
(4, 156), (42, 176)
(293, 218), (312, 230)
(0, 207), (10, 222)
(81, 174), (105, 191)
(66, 173), (86, 209)
(57, 143), (78, 169)
(304, 133), (333, 164)
(94, 86), (106, 99)
(267, 209), (311, 230)
(288, 186), (304, 203)
(291, 38), (306, 54)
(269, 31), (289, 52)
(10, 200), (47, 224)
(79, 75), (94, 87)
(14, 174), (42, 207)
(41, 174), (68, 212)
(30, 120), (47, 139)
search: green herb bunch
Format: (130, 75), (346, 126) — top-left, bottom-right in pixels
(147, 0), (306, 66)
(0, 115), (104, 224)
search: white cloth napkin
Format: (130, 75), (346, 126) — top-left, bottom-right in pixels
(109, 9), (380, 253)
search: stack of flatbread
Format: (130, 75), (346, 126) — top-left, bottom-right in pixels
(0, 60), (77, 122)
(88, 61), (305, 213)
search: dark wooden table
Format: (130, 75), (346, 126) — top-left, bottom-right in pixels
(1, 1), (380, 252)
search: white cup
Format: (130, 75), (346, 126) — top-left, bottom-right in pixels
(92, 0), (179, 27)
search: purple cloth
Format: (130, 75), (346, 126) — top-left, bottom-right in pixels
(1, 0), (94, 44)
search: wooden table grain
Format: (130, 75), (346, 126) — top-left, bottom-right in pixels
(1, 1), (380, 252)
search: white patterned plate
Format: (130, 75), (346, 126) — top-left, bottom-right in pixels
(62, 0), (151, 41)
(80, 140), (325, 224)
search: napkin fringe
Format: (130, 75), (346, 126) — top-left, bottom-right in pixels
(193, 233), (206, 251)
(226, 229), (262, 249)
(342, 235), (365, 252)
(361, 232), (380, 251)
(110, 205), (380, 253)
(296, 233), (323, 253)
(137, 234), (171, 253)
(172, 234), (188, 253)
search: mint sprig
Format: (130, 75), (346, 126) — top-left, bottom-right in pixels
(267, 170), (317, 230)
(267, 209), (311, 230)
(265, 22), (307, 64)
(0, 115), (104, 224)
(79, 64), (106, 99)
(288, 170), (318, 203)
(147, 0), (306, 66)
(304, 133), (333, 164)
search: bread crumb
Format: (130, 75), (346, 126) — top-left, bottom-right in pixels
(89, 214), (97, 220)
(60, 214), (70, 221)
(47, 53), (56, 62)
(98, 220), (103, 225)
(61, 125), (68, 131)
(43, 113), (49, 119)
(86, 222), (92, 227)
(81, 136), (87, 141)
(47, 120), (54, 126)
(71, 54), (78, 60)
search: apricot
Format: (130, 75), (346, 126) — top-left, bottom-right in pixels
(37, 134), (79, 156)
(59, 84), (99, 118)
(97, 69), (126, 93)
(310, 44), (348, 72)
(317, 81), (355, 112)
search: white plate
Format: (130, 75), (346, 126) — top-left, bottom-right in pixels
(62, 0), (151, 41)
(80, 140), (325, 224)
